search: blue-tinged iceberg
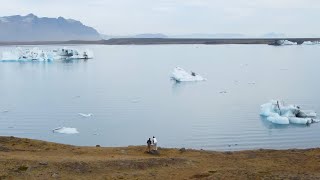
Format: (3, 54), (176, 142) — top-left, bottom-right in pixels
(171, 67), (206, 82)
(1, 47), (94, 61)
(1, 47), (54, 61)
(260, 100), (319, 125)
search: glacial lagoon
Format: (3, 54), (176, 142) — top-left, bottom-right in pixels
(0, 44), (320, 151)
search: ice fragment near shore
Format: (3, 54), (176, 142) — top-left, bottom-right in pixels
(260, 100), (318, 125)
(53, 127), (79, 134)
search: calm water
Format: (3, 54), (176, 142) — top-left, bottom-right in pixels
(0, 44), (320, 151)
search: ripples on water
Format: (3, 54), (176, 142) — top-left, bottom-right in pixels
(0, 45), (320, 151)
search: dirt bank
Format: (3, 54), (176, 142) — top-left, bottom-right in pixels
(0, 136), (319, 179)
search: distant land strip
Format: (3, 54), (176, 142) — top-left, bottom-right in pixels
(1, 38), (320, 45)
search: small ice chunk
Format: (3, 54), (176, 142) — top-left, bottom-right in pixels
(171, 67), (206, 82)
(78, 113), (93, 117)
(311, 119), (320, 123)
(56, 48), (94, 59)
(53, 127), (79, 134)
(131, 99), (140, 103)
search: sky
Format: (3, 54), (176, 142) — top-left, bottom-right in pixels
(0, 0), (320, 36)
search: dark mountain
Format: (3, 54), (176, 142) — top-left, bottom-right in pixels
(0, 14), (101, 41)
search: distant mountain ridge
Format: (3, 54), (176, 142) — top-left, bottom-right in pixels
(101, 33), (167, 39)
(262, 32), (287, 38)
(101, 33), (290, 40)
(171, 33), (247, 38)
(0, 14), (101, 41)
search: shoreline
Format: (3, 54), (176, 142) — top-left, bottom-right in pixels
(1, 37), (320, 46)
(0, 136), (320, 179)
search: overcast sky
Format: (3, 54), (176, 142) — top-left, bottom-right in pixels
(1, 0), (319, 36)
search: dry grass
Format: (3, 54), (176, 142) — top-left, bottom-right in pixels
(0, 136), (320, 179)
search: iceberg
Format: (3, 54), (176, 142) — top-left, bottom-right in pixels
(171, 67), (206, 82)
(55, 48), (93, 60)
(303, 41), (320, 45)
(260, 100), (318, 125)
(270, 40), (297, 46)
(281, 40), (297, 45)
(1, 47), (54, 61)
(53, 127), (79, 134)
(1, 47), (94, 62)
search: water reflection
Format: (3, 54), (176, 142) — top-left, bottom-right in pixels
(60, 58), (88, 63)
(171, 80), (200, 95)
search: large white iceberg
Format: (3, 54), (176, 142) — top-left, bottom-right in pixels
(53, 127), (79, 134)
(171, 67), (206, 82)
(260, 100), (319, 125)
(1, 47), (93, 61)
(1, 47), (54, 61)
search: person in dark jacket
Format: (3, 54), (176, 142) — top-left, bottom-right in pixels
(147, 138), (152, 152)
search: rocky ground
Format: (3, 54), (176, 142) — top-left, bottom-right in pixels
(0, 136), (320, 179)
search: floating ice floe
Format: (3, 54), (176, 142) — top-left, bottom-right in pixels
(171, 67), (206, 82)
(260, 100), (319, 125)
(78, 113), (93, 117)
(53, 127), (79, 134)
(1, 47), (93, 61)
(1, 47), (54, 62)
(303, 41), (320, 45)
(55, 47), (93, 60)
(281, 40), (297, 45)
(131, 99), (140, 103)
(270, 40), (297, 46)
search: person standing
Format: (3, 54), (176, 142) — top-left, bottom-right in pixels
(147, 138), (152, 152)
(152, 136), (157, 150)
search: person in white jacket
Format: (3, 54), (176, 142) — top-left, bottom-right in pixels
(152, 136), (157, 150)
